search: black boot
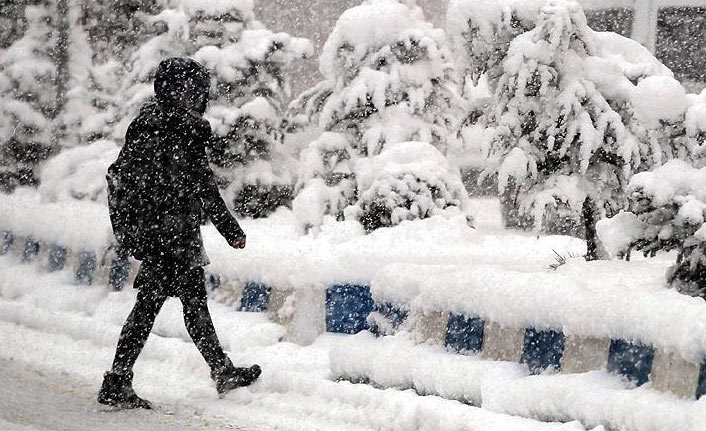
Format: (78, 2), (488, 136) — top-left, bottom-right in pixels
(98, 371), (153, 409)
(211, 358), (261, 398)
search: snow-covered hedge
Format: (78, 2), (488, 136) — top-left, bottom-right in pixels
(597, 160), (706, 298)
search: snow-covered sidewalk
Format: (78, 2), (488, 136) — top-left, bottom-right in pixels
(0, 357), (248, 431)
(0, 254), (591, 431)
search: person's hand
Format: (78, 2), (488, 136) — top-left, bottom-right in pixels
(230, 237), (246, 250)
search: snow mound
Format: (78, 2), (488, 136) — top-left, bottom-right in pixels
(633, 76), (688, 128)
(628, 160), (706, 207)
(176, 0), (255, 19)
(38, 140), (120, 204)
(596, 211), (643, 257)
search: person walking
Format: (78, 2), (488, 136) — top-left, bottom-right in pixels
(99, 57), (261, 410)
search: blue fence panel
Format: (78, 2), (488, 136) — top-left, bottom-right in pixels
(607, 339), (654, 386)
(1, 231), (13, 255)
(369, 302), (409, 336)
(697, 362), (706, 400)
(521, 328), (565, 374)
(326, 284), (374, 334)
(48, 245), (67, 271)
(75, 251), (96, 285)
(445, 313), (485, 354)
(22, 237), (40, 262)
(240, 282), (272, 312)
(108, 256), (131, 291)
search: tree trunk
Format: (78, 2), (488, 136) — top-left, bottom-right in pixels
(583, 196), (598, 261)
(53, 0), (70, 118)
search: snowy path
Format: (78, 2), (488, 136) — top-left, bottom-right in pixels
(0, 356), (247, 431)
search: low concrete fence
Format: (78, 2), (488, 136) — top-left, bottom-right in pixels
(2, 228), (705, 402)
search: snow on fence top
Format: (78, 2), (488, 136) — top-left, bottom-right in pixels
(5, 188), (706, 361)
(372, 259), (706, 363)
(0, 190), (112, 253)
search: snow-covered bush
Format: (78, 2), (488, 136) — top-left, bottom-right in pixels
(597, 160), (706, 298)
(38, 139), (120, 203)
(290, 0), (465, 230)
(0, 3), (58, 191)
(292, 132), (357, 229)
(481, 1), (676, 237)
(354, 141), (471, 232)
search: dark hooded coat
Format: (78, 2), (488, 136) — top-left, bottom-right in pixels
(107, 58), (244, 268)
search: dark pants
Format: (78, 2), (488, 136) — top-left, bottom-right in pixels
(110, 258), (227, 375)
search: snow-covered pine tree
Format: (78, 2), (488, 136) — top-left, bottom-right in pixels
(446, 0), (543, 95)
(187, 0), (313, 218)
(0, 1), (59, 192)
(289, 0), (467, 231)
(62, 0), (164, 146)
(445, 0), (545, 197)
(79, 0), (161, 64)
(597, 160), (706, 298)
(113, 0), (312, 218)
(112, 3), (191, 139)
(54, 2), (123, 148)
(482, 1), (673, 249)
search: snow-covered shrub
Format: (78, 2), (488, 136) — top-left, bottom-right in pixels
(482, 1), (675, 236)
(597, 160), (706, 298)
(289, 0), (465, 230)
(38, 139), (120, 203)
(0, 3), (58, 191)
(292, 132), (357, 229)
(353, 141), (471, 232)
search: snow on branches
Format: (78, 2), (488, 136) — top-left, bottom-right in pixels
(480, 1), (679, 235)
(114, 0), (312, 218)
(290, 0), (468, 232)
(597, 161), (706, 298)
(355, 141), (472, 232)
(0, 2), (58, 191)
